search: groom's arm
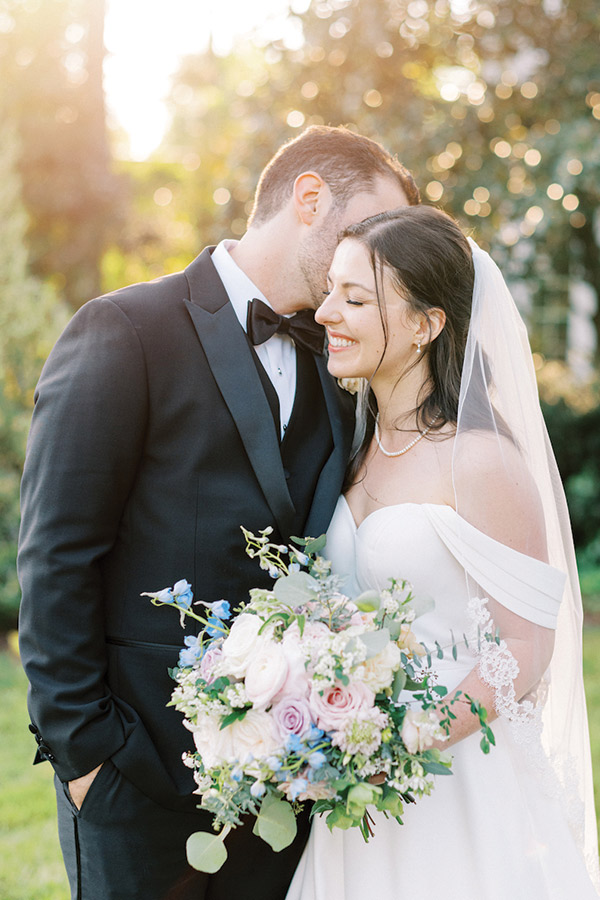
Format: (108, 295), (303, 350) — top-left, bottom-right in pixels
(18, 296), (148, 783)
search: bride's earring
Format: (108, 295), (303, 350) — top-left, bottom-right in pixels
(416, 341), (421, 355)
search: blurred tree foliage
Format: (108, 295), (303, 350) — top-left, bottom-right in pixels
(157, 0), (599, 360)
(0, 0), (125, 307)
(0, 119), (68, 629)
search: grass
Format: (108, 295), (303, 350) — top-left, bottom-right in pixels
(2, 631), (600, 899)
(0, 645), (69, 900)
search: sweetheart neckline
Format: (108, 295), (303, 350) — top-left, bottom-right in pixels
(340, 495), (456, 532)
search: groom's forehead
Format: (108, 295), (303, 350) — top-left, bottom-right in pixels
(340, 176), (410, 228)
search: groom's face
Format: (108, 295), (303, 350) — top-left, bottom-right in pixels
(298, 175), (410, 310)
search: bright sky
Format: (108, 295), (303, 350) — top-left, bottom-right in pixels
(104, 0), (308, 159)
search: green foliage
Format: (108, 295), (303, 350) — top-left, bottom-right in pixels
(0, 122), (68, 629)
(1, 629), (599, 892)
(0, 649), (68, 900)
(542, 399), (600, 554)
(0, 0), (125, 307)
(252, 793), (297, 853)
(186, 830), (228, 874)
(157, 0), (600, 361)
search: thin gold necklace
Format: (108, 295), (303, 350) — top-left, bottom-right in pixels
(374, 413), (440, 458)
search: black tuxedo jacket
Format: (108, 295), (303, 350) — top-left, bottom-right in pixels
(18, 248), (354, 810)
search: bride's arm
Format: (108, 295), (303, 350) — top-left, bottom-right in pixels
(432, 439), (557, 748)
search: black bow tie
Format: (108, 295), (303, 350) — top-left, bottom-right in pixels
(246, 298), (325, 355)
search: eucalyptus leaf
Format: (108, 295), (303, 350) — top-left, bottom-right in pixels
(391, 667), (407, 701)
(358, 628), (390, 659)
(186, 831), (228, 873)
(273, 571), (319, 606)
(255, 795), (297, 852)
(304, 534), (327, 555)
(421, 760), (453, 775)
(354, 590), (381, 612)
(409, 593), (435, 619)
(387, 620), (402, 640)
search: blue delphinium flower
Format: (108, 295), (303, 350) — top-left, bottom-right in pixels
(250, 781), (266, 798)
(178, 634), (204, 668)
(288, 777), (308, 800)
(304, 724), (324, 746)
(211, 599), (231, 620)
(308, 750), (327, 770)
(285, 733), (304, 755)
(155, 587), (175, 605)
(173, 579), (194, 610)
(205, 614), (225, 637)
(231, 766), (243, 783)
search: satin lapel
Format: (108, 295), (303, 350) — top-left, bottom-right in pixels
(304, 355), (355, 538)
(183, 250), (296, 535)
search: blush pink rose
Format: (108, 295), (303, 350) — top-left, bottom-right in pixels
(271, 698), (312, 740)
(309, 681), (375, 733)
(199, 645), (222, 684)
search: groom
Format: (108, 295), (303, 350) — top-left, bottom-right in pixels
(18, 125), (417, 900)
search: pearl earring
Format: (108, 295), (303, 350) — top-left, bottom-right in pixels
(416, 341), (422, 354)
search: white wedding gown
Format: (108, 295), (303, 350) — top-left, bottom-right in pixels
(286, 497), (599, 900)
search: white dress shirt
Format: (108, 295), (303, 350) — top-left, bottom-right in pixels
(211, 240), (296, 438)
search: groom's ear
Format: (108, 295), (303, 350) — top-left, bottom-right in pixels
(293, 172), (332, 225)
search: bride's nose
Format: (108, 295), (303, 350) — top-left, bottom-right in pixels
(315, 292), (343, 326)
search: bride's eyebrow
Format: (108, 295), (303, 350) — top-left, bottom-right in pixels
(326, 272), (377, 294)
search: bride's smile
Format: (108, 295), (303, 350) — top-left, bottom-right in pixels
(316, 237), (421, 391)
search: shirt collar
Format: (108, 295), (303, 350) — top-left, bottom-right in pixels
(211, 239), (272, 332)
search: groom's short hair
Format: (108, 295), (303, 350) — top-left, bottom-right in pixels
(248, 125), (419, 226)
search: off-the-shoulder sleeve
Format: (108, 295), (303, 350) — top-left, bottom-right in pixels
(424, 505), (565, 629)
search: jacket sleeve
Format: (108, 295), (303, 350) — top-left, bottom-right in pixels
(18, 296), (148, 782)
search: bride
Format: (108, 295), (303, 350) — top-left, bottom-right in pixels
(286, 205), (599, 899)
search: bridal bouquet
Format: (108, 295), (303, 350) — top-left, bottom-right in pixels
(143, 528), (493, 874)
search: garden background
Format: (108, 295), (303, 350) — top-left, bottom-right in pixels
(0, 0), (599, 896)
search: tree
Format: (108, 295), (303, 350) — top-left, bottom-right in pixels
(160, 0), (600, 360)
(0, 0), (125, 307)
(0, 119), (68, 628)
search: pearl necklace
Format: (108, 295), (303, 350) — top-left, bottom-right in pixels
(374, 413), (440, 458)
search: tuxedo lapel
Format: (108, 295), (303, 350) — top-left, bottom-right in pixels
(304, 356), (355, 537)
(183, 250), (296, 535)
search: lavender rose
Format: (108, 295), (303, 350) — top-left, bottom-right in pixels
(271, 697), (312, 740)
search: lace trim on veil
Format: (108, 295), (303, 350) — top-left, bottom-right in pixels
(467, 595), (592, 868)
(467, 596), (541, 738)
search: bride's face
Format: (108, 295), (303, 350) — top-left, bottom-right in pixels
(316, 238), (419, 385)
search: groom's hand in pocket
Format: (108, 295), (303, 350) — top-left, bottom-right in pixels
(68, 763), (103, 810)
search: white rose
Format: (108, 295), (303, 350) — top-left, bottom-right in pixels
(192, 712), (231, 769)
(227, 710), (281, 763)
(401, 709), (440, 754)
(244, 637), (289, 709)
(272, 624), (310, 701)
(356, 641), (401, 692)
(193, 709), (280, 769)
(220, 613), (262, 677)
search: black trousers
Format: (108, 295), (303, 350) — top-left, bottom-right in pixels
(55, 761), (311, 900)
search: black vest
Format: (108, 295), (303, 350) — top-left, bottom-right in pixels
(249, 344), (333, 537)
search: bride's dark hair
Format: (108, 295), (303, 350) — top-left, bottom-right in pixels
(340, 205), (475, 485)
